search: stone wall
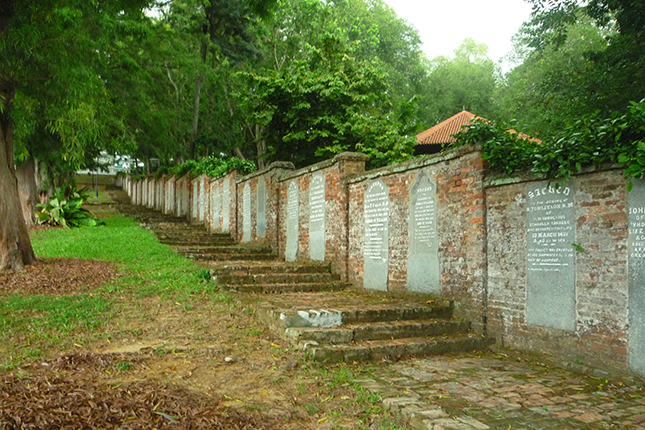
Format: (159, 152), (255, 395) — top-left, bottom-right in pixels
(122, 148), (643, 377)
(486, 169), (630, 373)
(347, 147), (486, 329)
(276, 153), (368, 274)
(235, 162), (294, 248)
(207, 171), (238, 235)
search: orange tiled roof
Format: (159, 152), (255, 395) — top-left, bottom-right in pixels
(416, 110), (542, 145)
(416, 110), (478, 145)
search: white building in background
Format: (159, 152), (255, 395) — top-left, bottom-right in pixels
(76, 152), (145, 175)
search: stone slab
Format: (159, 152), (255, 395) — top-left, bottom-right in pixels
(309, 172), (325, 261)
(212, 182), (220, 230)
(407, 171), (440, 294)
(243, 182), (251, 243)
(257, 179), (266, 238)
(629, 179), (645, 376)
(223, 179), (230, 233)
(364, 179), (389, 291)
(526, 181), (576, 331)
(286, 179), (299, 262)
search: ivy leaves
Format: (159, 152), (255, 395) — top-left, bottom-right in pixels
(452, 99), (645, 182)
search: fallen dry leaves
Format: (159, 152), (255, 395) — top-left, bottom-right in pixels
(0, 353), (280, 429)
(0, 258), (119, 295)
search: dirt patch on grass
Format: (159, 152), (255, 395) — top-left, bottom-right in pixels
(0, 258), (119, 295)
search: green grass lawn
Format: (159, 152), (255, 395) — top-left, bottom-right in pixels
(1, 216), (217, 370)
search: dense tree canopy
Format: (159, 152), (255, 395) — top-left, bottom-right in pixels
(3, 0), (645, 270)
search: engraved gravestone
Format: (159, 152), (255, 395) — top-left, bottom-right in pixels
(223, 179), (230, 233)
(212, 183), (220, 230)
(526, 181), (576, 331)
(192, 179), (198, 219)
(364, 180), (389, 291)
(628, 179), (645, 376)
(286, 180), (299, 262)
(309, 173), (326, 261)
(407, 172), (440, 294)
(257, 179), (266, 238)
(198, 177), (205, 222)
(243, 183), (251, 243)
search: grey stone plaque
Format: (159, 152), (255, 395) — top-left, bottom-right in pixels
(629, 179), (645, 376)
(257, 179), (266, 238)
(407, 172), (440, 294)
(223, 179), (230, 233)
(198, 177), (205, 222)
(243, 183), (251, 243)
(309, 173), (326, 261)
(286, 180), (299, 262)
(192, 179), (199, 220)
(526, 181), (576, 331)
(364, 180), (389, 291)
(212, 183), (220, 230)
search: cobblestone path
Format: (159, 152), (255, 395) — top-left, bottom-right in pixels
(358, 352), (645, 429)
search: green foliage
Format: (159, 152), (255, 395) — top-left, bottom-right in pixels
(238, 31), (415, 168)
(170, 156), (257, 178)
(452, 99), (645, 180)
(36, 188), (103, 228)
(424, 39), (497, 124)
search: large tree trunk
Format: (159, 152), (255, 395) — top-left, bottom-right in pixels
(0, 85), (37, 270)
(16, 156), (38, 227)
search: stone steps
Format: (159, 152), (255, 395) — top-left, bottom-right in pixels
(185, 251), (277, 262)
(286, 318), (471, 343)
(111, 189), (493, 365)
(307, 334), (494, 363)
(214, 272), (340, 285)
(207, 262), (331, 276)
(221, 282), (350, 294)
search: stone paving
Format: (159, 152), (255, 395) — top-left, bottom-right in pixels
(357, 351), (645, 429)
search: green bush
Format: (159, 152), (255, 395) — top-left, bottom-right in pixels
(36, 187), (104, 228)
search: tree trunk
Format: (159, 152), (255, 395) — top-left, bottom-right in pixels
(0, 85), (37, 270)
(16, 156), (38, 227)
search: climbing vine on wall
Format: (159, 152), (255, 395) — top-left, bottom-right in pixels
(451, 99), (645, 186)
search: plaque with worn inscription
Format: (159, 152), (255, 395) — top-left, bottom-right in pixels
(363, 180), (389, 291)
(243, 183), (251, 243)
(222, 179), (230, 233)
(309, 173), (326, 261)
(526, 181), (576, 331)
(212, 183), (220, 230)
(257, 179), (266, 238)
(286, 180), (299, 262)
(407, 172), (440, 294)
(629, 179), (645, 375)
(199, 177), (205, 222)
(192, 180), (198, 219)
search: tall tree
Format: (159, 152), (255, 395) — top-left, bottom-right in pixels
(0, 0), (150, 270)
(423, 39), (497, 124)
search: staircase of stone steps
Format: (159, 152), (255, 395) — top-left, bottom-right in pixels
(254, 294), (493, 363)
(209, 262), (352, 293)
(110, 188), (494, 363)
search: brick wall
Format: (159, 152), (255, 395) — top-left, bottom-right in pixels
(486, 169), (629, 373)
(276, 153), (368, 274)
(123, 150), (638, 377)
(347, 146), (486, 329)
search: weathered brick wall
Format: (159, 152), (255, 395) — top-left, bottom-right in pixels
(234, 162), (294, 247)
(206, 171), (238, 236)
(486, 169), (629, 373)
(347, 146), (487, 329)
(276, 153), (368, 274)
